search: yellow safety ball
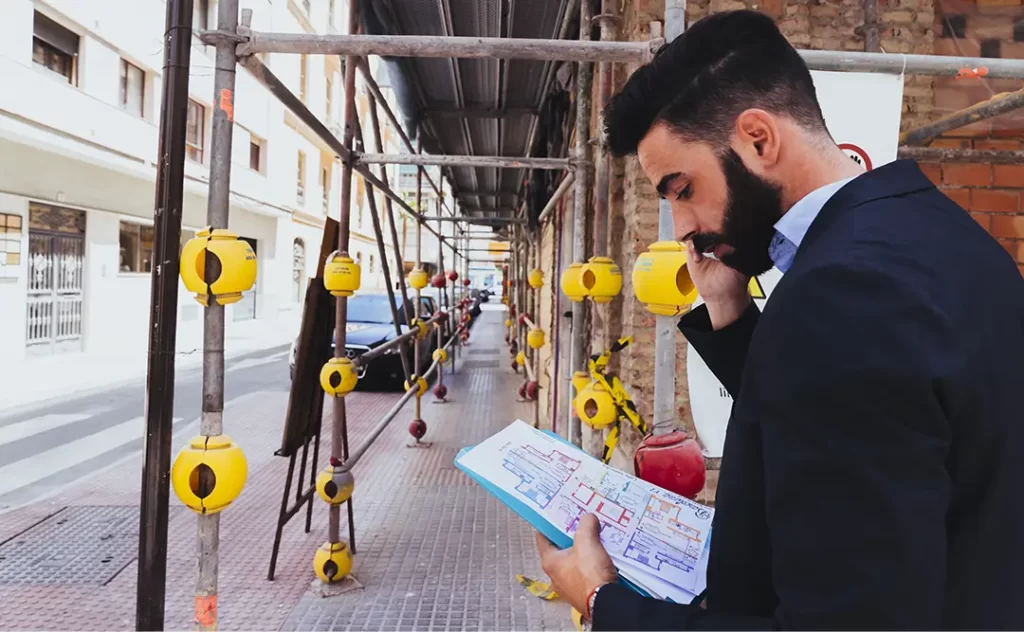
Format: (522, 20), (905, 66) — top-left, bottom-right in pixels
(560, 262), (587, 303)
(320, 357), (358, 397)
(571, 371), (591, 396)
(323, 250), (362, 298)
(528, 268), (544, 289)
(408, 267), (429, 290)
(527, 328), (545, 350)
(580, 256), (623, 304)
(515, 351), (526, 367)
(505, 319), (513, 328)
(571, 609), (584, 631)
(632, 241), (698, 316)
(171, 434), (248, 514)
(313, 541), (353, 584)
(405, 375), (428, 397)
(574, 381), (618, 430)
(432, 348), (449, 364)
(179, 227), (257, 306)
(409, 319), (429, 339)
(315, 466), (355, 505)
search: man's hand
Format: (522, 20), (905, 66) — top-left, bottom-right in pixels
(685, 242), (751, 330)
(535, 514), (617, 615)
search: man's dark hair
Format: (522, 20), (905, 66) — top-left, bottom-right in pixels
(604, 10), (829, 157)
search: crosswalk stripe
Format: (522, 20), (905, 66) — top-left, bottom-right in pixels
(0, 413), (92, 445)
(0, 415), (181, 498)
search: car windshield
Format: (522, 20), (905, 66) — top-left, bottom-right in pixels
(347, 295), (398, 324)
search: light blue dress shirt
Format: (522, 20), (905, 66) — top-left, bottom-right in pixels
(768, 175), (859, 273)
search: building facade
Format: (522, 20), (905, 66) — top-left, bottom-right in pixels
(0, 0), (434, 365)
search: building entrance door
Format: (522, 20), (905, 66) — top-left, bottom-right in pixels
(25, 203), (86, 355)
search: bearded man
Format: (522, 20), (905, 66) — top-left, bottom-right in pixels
(536, 9), (1024, 631)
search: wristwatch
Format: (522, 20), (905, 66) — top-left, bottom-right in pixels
(582, 583), (611, 631)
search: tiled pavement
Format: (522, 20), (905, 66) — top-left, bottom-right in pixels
(0, 309), (571, 631)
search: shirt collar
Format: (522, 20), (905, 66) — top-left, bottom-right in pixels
(774, 175), (859, 251)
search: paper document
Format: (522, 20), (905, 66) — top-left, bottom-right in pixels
(455, 420), (714, 604)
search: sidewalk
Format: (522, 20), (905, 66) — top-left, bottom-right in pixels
(0, 309), (570, 631)
(1, 311), (301, 413)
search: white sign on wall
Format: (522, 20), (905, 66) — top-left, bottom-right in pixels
(687, 70), (904, 458)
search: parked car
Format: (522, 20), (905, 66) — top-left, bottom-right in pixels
(288, 293), (442, 390)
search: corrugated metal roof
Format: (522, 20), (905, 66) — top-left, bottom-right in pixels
(360, 0), (573, 223)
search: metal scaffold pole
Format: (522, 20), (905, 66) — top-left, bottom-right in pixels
(136, 0), (194, 628)
(330, 0), (359, 556)
(192, 0), (240, 627)
(413, 133), (425, 432)
(569, 0), (593, 450)
(651, 7), (682, 437)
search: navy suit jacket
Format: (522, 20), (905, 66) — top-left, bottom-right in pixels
(593, 160), (1024, 630)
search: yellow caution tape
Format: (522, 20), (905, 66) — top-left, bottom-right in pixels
(515, 575), (559, 601)
(587, 337), (649, 464)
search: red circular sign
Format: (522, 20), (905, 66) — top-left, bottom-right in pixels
(839, 143), (873, 171)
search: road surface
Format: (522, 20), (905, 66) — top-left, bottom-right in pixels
(0, 345), (290, 511)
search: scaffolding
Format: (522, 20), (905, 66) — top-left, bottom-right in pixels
(136, 0), (1024, 627)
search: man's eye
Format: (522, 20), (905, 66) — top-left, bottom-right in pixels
(676, 183), (692, 201)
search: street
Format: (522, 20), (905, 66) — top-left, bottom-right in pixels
(0, 345), (290, 512)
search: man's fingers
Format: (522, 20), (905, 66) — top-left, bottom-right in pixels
(575, 513), (602, 544)
(535, 530), (558, 557)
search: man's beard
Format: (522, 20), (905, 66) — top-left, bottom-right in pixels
(690, 149), (784, 277)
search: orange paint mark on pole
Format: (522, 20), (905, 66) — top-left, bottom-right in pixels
(195, 594), (218, 629)
(219, 89), (234, 122)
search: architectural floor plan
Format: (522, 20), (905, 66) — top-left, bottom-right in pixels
(457, 420), (715, 602)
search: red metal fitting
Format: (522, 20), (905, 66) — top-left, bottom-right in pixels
(463, 279), (471, 287)
(433, 384), (448, 400)
(518, 313), (530, 326)
(633, 430), (706, 500)
(430, 273), (447, 288)
(525, 381), (540, 401)
(408, 419), (428, 440)
(448, 270), (459, 282)
(518, 383), (528, 399)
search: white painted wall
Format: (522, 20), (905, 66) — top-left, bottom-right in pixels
(0, 0), (432, 361)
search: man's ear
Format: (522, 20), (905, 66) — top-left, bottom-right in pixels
(734, 109), (781, 167)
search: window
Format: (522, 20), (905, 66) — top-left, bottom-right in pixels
(369, 254), (375, 274)
(194, 0), (210, 32)
(297, 152), (306, 204)
(328, 0), (336, 27)
(325, 76), (333, 122)
(321, 165), (331, 213)
(1015, 20), (1024, 43)
(302, 0), (312, 14)
(0, 213), (23, 278)
(119, 222), (155, 273)
(940, 14), (966, 39)
(299, 54), (308, 102)
(356, 177), (366, 227)
(249, 134), (263, 171)
(33, 12), (78, 84)
(120, 59), (145, 117)
(356, 252), (363, 267)
(981, 39), (1001, 59)
(292, 238), (306, 302)
(186, 100), (205, 162)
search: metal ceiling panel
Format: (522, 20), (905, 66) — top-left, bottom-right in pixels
(377, 0), (571, 218)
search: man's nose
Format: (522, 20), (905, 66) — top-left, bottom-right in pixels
(670, 205), (695, 241)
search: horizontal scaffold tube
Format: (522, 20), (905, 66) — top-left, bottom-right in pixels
(353, 312), (446, 366)
(240, 32), (659, 63)
(338, 332), (461, 473)
(357, 153), (573, 170)
(224, 31), (1024, 80)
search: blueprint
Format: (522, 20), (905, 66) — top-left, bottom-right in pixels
(456, 420), (714, 603)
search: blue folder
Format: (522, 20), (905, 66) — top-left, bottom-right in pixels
(454, 428), (707, 604)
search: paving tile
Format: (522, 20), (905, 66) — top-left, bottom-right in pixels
(0, 311), (570, 631)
